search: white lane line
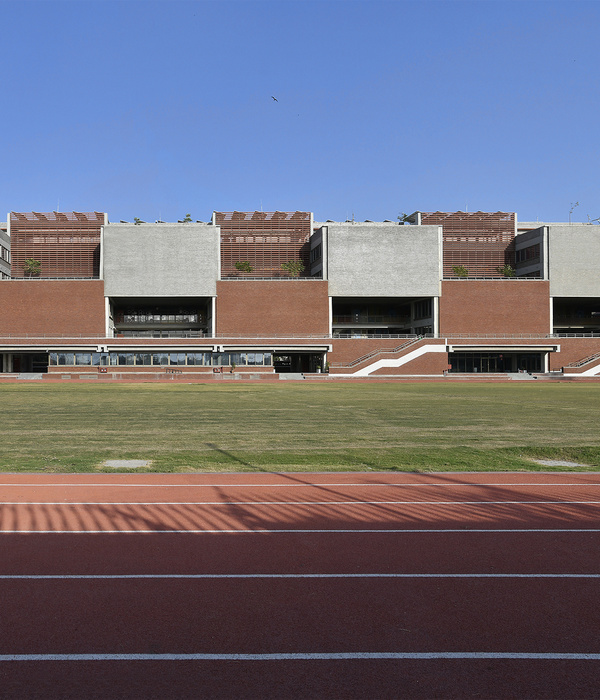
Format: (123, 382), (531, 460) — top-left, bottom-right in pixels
(1, 500), (599, 505)
(0, 482), (598, 488)
(0, 652), (598, 661)
(2, 528), (600, 534)
(0, 573), (598, 580)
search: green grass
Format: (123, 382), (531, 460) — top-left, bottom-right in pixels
(1, 382), (599, 472)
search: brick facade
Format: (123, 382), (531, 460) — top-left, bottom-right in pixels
(439, 281), (551, 335)
(215, 281), (329, 337)
(0, 281), (105, 336)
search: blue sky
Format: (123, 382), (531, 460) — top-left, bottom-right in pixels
(1, 0), (599, 223)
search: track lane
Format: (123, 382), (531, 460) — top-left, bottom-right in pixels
(1, 531), (600, 575)
(1, 500), (600, 531)
(0, 578), (599, 654)
(1, 473), (600, 699)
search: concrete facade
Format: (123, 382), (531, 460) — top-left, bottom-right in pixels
(0, 227), (10, 279)
(547, 225), (600, 296)
(325, 223), (442, 297)
(103, 223), (219, 297)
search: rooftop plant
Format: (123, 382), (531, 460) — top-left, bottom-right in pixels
(451, 265), (469, 278)
(23, 258), (41, 276)
(281, 260), (305, 277)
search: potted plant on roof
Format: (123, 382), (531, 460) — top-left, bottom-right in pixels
(235, 261), (253, 273)
(23, 258), (41, 277)
(281, 260), (305, 277)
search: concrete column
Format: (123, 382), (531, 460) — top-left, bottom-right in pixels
(211, 297), (216, 338)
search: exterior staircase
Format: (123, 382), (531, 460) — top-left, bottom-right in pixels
(331, 337), (422, 371)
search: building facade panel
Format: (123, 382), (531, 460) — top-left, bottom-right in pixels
(421, 211), (516, 278)
(326, 223), (442, 296)
(0, 227), (10, 279)
(0, 280), (105, 336)
(548, 225), (600, 296)
(9, 212), (103, 279)
(439, 280), (551, 335)
(216, 211), (311, 279)
(103, 223), (219, 296)
(215, 281), (329, 337)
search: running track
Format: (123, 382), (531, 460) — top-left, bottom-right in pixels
(1, 472), (600, 699)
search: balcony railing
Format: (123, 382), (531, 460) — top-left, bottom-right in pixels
(333, 315), (411, 325)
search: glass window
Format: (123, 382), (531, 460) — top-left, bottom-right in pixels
(263, 353), (272, 366)
(75, 353), (92, 365)
(170, 353), (186, 365)
(58, 353), (75, 366)
(135, 353), (152, 366)
(49, 353), (58, 365)
(187, 352), (210, 366)
(152, 353), (169, 366)
(90, 353), (99, 366)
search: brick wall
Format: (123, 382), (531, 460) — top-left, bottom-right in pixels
(0, 281), (105, 336)
(439, 281), (550, 335)
(216, 281), (329, 336)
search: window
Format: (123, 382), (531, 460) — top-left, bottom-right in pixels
(516, 244), (540, 264)
(413, 299), (432, 320)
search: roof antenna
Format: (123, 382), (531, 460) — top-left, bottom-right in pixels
(569, 201), (579, 224)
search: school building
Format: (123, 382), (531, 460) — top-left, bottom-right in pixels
(1, 209), (599, 380)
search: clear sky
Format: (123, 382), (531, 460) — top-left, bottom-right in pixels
(1, 0), (599, 224)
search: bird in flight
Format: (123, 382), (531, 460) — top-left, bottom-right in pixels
(271, 96), (278, 102)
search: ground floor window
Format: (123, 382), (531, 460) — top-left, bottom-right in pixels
(449, 352), (543, 373)
(48, 351), (273, 367)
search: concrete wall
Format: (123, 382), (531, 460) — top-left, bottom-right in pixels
(325, 223), (442, 296)
(0, 280), (105, 335)
(0, 228), (10, 278)
(548, 225), (600, 296)
(103, 223), (219, 297)
(215, 281), (329, 336)
(514, 226), (545, 278)
(439, 280), (551, 335)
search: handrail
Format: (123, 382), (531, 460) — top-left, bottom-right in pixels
(0, 276), (99, 281)
(331, 337), (422, 368)
(219, 277), (323, 281)
(0, 332), (599, 340)
(442, 277), (545, 281)
(565, 351), (600, 368)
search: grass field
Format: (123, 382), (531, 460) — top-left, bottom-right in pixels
(1, 382), (599, 473)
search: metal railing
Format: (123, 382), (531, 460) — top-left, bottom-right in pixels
(331, 337), (422, 368)
(1, 331), (599, 341)
(219, 276), (323, 281)
(565, 351), (600, 368)
(442, 276), (544, 281)
(0, 276), (99, 281)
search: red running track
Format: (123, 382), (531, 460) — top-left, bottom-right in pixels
(0, 472), (600, 698)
